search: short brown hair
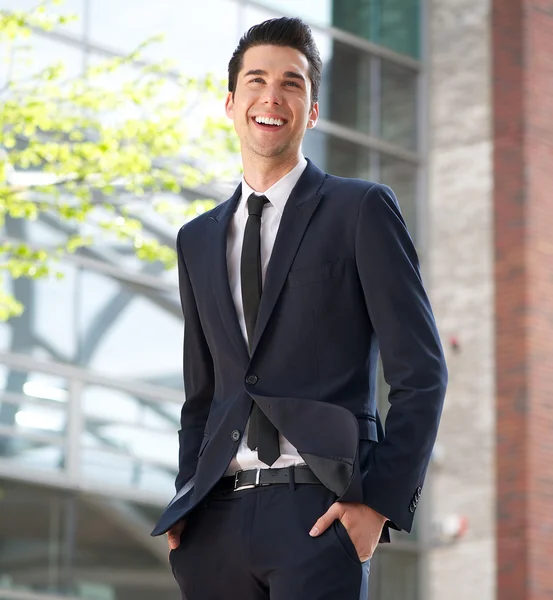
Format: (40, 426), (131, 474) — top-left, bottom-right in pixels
(228, 17), (322, 106)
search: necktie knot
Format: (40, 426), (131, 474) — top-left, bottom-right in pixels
(247, 193), (269, 217)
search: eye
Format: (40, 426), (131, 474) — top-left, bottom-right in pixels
(250, 78), (265, 84)
(284, 81), (301, 88)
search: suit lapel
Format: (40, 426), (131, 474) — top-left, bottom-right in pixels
(209, 184), (250, 367)
(251, 160), (326, 354)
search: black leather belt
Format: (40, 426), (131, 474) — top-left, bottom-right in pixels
(213, 466), (322, 493)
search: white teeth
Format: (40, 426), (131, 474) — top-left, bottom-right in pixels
(255, 116), (284, 126)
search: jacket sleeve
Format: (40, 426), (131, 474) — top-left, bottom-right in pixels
(355, 183), (448, 532)
(174, 226), (215, 493)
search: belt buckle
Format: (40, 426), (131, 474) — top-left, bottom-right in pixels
(234, 468), (261, 492)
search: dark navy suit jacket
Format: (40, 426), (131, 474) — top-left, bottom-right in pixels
(151, 158), (447, 538)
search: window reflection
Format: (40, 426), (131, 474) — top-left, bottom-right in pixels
(304, 128), (372, 180)
(380, 155), (417, 240)
(257, 0), (420, 58)
(325, 40), (372, 134)
(78, 270), (182, 380)
(0, 367), (68, 469)
(378, 0), (420, 58)
(1, 243), (183, 383)
(332, 0), (420, 58)
(381, 60), (418, 150)
(81, 384), (178, 495)
(253, 0), (420, 57)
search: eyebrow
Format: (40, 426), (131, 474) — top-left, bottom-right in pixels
(243, 69), (306, 84)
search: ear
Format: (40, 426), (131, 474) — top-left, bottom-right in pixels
(225, 92), (235, 120)
(307, 101), (319, 130)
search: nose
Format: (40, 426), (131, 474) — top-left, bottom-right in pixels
(262, 83), (282, 105)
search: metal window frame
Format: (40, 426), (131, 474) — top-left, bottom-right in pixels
(0, 351), (181, 506)
(0, 352), (182, 405)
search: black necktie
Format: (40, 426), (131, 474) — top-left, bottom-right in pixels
(241, 193), (280, 466)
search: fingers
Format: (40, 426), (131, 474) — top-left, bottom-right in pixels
(309, 502), (346, 537)
(167, 519), (186, 551)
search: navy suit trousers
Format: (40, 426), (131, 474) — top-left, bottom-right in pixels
(169, 483), (371, 600)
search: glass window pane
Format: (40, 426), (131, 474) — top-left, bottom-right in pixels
(89, 0), (241, 79)
(324, 40), (372, 134)
(0, 480), (177, 600)
(1, 240), (183, 385)
(304, 128), (372, 180)
(332, 0), (420, 58)
(379, 0), (420, 58)
(381, 60), (418, 151)
(369, 548), (420, 599)
(256, 0), (420, 58)
(81, 385), (177, 497)
(380, 155), (418, 241)
(77, 270), (182, 381)
(0, 481), (67, 595)
(0, 367), (68, 472)
(74, 497), (175, 600)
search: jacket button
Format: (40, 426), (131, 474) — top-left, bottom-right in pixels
(231, 430), (241, 442)
(246, 374), (258, 385)
(409, 504), (416, 514)
(416, 486), (422, 497)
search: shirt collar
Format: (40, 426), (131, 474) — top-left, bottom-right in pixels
(240, 155), (308, 217)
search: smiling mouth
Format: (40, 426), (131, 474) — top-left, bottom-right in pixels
(252, 116), (288, 129)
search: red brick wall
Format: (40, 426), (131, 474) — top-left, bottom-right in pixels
(493, 1), (553, 599)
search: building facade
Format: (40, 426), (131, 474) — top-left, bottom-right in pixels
(1, 0), (551, 599)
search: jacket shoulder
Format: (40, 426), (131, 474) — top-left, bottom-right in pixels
(321, 174), (388, 207)
(323, 174), (385, 194)
(177, 200), (227, 247)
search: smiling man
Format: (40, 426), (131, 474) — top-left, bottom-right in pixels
(152, 17), (447, 600)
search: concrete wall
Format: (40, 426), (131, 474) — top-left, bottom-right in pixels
(425, 0), (496, 598)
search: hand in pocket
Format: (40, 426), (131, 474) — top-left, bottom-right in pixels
(167, 519), (186, 553)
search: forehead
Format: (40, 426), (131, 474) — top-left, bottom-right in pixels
(240, 44), (310, 75)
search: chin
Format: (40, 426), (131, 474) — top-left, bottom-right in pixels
(251, 143), (289, 159)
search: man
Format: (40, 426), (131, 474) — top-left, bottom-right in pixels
(152, 17), (447, 600)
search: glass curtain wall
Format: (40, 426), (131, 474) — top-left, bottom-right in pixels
(255, 0), (420, 57)
(0, 1), (424, 599)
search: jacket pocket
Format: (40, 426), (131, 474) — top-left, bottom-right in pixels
(288, 260), (342, 288)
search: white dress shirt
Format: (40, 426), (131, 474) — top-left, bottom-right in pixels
(224, 156), (308, 476)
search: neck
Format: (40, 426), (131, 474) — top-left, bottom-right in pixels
(242, 151), (302, 193)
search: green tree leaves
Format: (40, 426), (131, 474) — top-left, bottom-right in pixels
(0, 1), (238, 320)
